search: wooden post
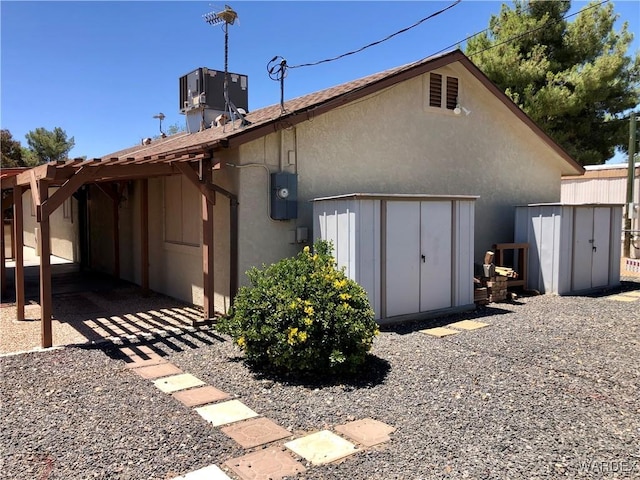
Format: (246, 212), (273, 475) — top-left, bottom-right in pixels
(113, 188), (120, 280)
(1, 211), (5, 298)
(39, 180), (53, 348)
(14, 187), (25, 321)
(229, 198), (239, 304)
(202, 160), (215, 319)
(140, 179), (149, 294)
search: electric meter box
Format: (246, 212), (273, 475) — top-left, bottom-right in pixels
(270, 172), (298, 220)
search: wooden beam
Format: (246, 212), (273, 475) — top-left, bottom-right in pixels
(29, 170), (41, 220)
(176, 163), (217, 206)
(38, 179), (53, 348)
(1, 175), (17, 190)
(229, 198), (239, 305)
(113, 189), (120, 280)
(92, 163), (176, 181)
(14, 187), (25, 321)
(15, 163), (57, 187)
(1, 210), (5, 299)
(40, 167), (97, 219)
(140, 179), (149, 294)
(201, 159), (215, 319)
(95, 182), (119, 202)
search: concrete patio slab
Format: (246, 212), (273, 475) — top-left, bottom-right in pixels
(221, 417), (292, 448)
(447, 320), (490, 330)
(224, 447), (306, 480)
(153, 373), (205, 393)
(172, 385), (230, 407)
(171, 464), (231, 480)
(285, 430), (359, 465)
(335, 418), (395, 447)
(195, 400), (259, 427)
(419, 327), (460, 337)
(133, 363), (183, 379)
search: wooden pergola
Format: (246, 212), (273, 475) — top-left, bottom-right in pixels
(1, 153), (238, 348)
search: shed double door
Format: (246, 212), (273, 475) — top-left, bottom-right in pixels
(572, 207), (611, 291)
(386, 201), (452, 317)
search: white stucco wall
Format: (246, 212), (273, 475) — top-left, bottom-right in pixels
(87, 61), (572, 312)
(89, 162), (236, 312)
(22, 188), (79, 261)
(233, 62), (565, 283)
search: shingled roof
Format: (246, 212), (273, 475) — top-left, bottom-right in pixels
(96, 49), (583, 175)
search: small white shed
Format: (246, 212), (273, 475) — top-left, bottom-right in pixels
(313, 193), (477, 324)
(515, 204), (622, 295)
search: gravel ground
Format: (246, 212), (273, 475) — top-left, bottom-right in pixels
(1, 282), (639, 480)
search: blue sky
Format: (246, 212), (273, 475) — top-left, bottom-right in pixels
(2, 1), (639, 161)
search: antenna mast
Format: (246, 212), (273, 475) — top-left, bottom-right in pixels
(204, 5), (248, 128)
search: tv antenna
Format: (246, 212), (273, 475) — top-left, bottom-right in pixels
(153, 112), (166, 137)
(204, 4), (248, 128)
(267, 56), (288, 114)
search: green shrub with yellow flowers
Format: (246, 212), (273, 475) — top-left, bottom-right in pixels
(216, 240), (379, 376)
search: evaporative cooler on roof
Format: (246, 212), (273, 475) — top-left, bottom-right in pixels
(178, 68), (248, 132)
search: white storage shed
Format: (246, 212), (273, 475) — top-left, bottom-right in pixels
(515, 204), (622, 295)
(313, 194), (477, 324)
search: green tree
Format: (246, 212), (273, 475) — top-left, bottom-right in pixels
(166, 122), (185, 135)
(24, 127), (75, 164)
(1, 129), (24, 168)
(20, 147), (40, 167)
(466, 0), (639, 165)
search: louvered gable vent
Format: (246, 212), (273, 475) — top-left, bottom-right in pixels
(446, 77), (458, 110)
(429, 73), (442, 108)
(429, 72), (459, 111)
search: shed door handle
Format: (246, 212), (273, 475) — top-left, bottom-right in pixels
(421, 254), (426, 263)
(592, 246), (597, 252)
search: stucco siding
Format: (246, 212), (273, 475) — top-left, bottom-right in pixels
(22, 188), (79, 261)
(234, 62), (563, 281)
(143, 174), (233, 311)
(87, 171), (234, 312)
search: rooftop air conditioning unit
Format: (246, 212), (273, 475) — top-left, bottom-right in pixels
(179, 67), (248, 114)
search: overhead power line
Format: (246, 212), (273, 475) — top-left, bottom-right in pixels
(288, 0), (462, 69)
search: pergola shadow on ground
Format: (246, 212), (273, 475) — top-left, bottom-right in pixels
(1, 155), (238, 350)
(0, 262), (211, 355)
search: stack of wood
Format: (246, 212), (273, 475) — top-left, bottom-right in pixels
(473, 251), (519, 304)
(474, 286), (489, 305)
(484, 276), (508, 302)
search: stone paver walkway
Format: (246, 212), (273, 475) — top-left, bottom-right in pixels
(117, 346), (395, 479)
(421, 319), (490, 337)
(606, 291), (640, 302)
